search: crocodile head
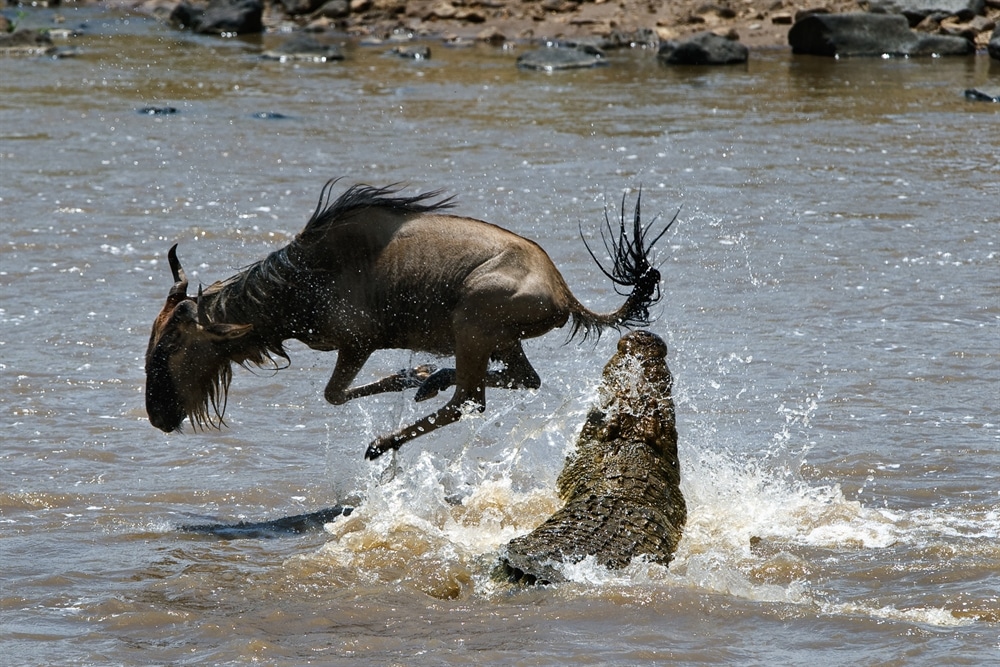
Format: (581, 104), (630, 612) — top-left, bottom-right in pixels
(499, 330), (685, 585)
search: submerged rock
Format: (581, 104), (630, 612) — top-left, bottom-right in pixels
(964, 88), (1000, 102)
(137, 106), (179, 115)
(499, 331), (686, 585)
(788, 12), (974, 57)
(391, 44), (431, 59)
(0, 28), (57, 56)
(516, 44), (607, 71)
(262, 33), (344, 61)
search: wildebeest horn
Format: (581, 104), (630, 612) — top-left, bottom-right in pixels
(167, 244), (188, 298)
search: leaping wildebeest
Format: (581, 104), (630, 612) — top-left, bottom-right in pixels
(145, 180), (675, 459)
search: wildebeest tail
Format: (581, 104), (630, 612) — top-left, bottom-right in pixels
(568, 189), (676, 340)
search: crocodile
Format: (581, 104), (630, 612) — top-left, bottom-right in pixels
(499, 330), (686, 584)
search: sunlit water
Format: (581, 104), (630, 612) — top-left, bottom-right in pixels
(1, 7), (998, 665)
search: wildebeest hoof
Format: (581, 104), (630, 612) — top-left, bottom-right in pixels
(397, 364), (437, 389)
(415, 368), (456, 402)
(365, 439), (390, 460)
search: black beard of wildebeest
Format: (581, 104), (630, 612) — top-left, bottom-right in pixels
(144, 179), (675, 459)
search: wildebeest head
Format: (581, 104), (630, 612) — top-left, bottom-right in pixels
(145, 245), (252, 433)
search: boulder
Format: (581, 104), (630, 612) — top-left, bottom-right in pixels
(657, 31), (749, 65)
(788, 12), (974, 56)
(170, 0), (264, 35)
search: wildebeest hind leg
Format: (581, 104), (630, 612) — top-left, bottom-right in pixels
(414, 342), (539, 402)
(365, 334), (492, 459)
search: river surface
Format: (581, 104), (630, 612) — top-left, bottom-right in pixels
(1, 7), (998, 666)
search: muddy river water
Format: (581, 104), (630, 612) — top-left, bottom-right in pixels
(1, 7), (998, 665)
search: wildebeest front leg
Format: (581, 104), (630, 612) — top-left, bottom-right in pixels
(324, 346), (436, 404)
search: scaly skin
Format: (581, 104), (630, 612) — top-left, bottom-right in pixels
(500, 330), (686, 584)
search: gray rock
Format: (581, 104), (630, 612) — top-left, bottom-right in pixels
(262, 34), (344, 61)
(990, 25), (1000, 61)
(788, 12), (974, 57)
(657, 32), (749, 65)
(516, 45), (607, 71)
(964, 88), (1000, 102)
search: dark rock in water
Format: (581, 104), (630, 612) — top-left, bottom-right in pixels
(498, 331), (686, 585)
(657, 32), (749, 65)
(865, 0), (984, 25)
(251, 111), (292, 119)
(137, 106), (179, 115)
(600, 28), (659, 50)
(964, 88), (1000, 102)
(990, 25), (1000, 61)
(170, 0), (264, 35)
(262, 34), (344, 61)
(0, 28), (57, 56)
(180, 505), (353, 539)
(391, 44), (431, 59)
(517, 44), (607, 71)
(275, 0), (325, 15)
(788, 12), (974, 57)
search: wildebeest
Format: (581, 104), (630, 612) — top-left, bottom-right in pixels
(145, 180), (674, 459)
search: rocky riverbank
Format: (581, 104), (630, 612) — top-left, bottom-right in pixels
(2, 0), (998, 52)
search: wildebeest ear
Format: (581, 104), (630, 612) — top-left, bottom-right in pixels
(203, 322), (253, 341)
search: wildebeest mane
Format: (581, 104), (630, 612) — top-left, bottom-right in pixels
(186, 180), (457, 430)
(296, 179), (457, 247)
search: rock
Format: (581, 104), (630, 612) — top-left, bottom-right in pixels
(516, 44), (607, 70)
(476, 26), (507, 44)
(498, 331), (686, 585)
(788, 12), (974, 56)
(0, 28), (57, 56)
(275, 0), (325, 15)
(657, 31), (749, 64)
(170, 0), (265, 35)
(601, 28), (659, 49)
(964, 88), (1000, 102)
(990, 24), (1000, 59)
(262, 33), (344, 60)
(137, 106), (179, 115)
(391, 44), (431, 58)
(312, 0), (351, 18)
(864, 0), (985, 25)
